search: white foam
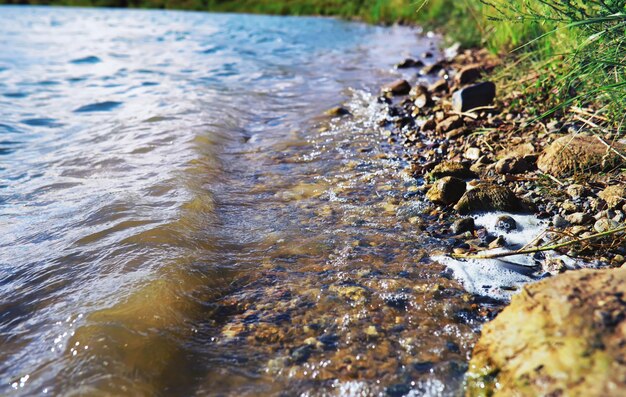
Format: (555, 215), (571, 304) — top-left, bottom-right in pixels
(435, 212), (571, 301)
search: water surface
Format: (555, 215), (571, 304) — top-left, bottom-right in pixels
(0, 6), (493, 396)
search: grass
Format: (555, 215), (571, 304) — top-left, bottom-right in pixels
(1, 0), (625, 132)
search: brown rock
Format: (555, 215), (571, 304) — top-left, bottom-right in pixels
(429, 78), (449, 93)
(454, 183), (534, 214)
(537, 134), (626, 177)
(599, 185), (626, 209)
(455, 63), (482, 85)
(495, 156), (529, 175)
(426, 176), (466, 205)
(382, 79), (411, 96)
(466, 268), (626, 396)
(421, 118), (437, 132)
(428, 161), (477, 180)
(436, 116), (462, 134)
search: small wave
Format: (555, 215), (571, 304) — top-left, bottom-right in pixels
(3, 92), (29, 98)
(74, 101), (122, 112)
(20, 118), (63, 127)
(70, 56), (102, 64)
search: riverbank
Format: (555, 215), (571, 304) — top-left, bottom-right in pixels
(367, 23), (626, 397)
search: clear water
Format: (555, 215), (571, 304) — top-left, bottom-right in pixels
(0, 6), (491, 396)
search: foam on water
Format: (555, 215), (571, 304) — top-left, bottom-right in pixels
(435, 212), (580, 301)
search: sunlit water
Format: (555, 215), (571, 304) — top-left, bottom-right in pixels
(0, 6), (497, 396)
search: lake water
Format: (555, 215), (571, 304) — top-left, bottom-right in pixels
(0, 6), (494, 396)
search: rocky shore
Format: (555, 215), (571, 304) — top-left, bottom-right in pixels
(372, 43), (626, 395)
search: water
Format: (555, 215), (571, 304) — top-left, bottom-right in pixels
(0, 6), (497, 396)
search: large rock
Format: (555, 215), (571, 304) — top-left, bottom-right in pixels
(426, 176), (466, 205)
(452, 82), (496, 112)
(537, 134), (626, 177)
(466, 268), (626, 397)
(454, 183), (533, 214)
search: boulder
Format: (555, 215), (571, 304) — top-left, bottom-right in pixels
(452, 82), (496, 112)
(382, 79), (411, 96)
(454, 183), (534, 214)
(537, 134), (625, 177)
(466, 268), (626, 397)
(426, 176), (466, 205)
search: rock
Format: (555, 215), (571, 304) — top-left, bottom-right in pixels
(552, 214), (569, 229)
(396, 58), (424, 69)
(537, 134), (626, 177)
(421, 62), (444, 75)
(466, 268), (626, 396)
(494, 156), (529, 175)
(451, 82), (496, 112)
(382, 79), (411, 96)
(464, 147), (481, 161)
(428, 78), (449, 93)
(446, 127), (469, 140)
(454, 184), (534, 214)
(413, 92), (433, 109)
(291, 345), (313, 364)
(428, 161), (477, 180)
(594, 218), (620, 233)
(566, 212), (594, 225)
(421, 118), (437, 132)
(325, 106), (351, 117)
(455, 64), (482, 85)
(599, 185), (626, 209)
(452, 217), (475, 234)
(542, 258), (567, 274)
(495, 215), (517, 232)
(488, 235), (506, 249)
(426, 177), (466, 205)
(567, 184), (589, 199)
(436, 116), (462, 134)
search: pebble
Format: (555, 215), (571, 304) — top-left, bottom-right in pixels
(566, 212), (594, 225)
(594, 218), (620, 233)
(495, 215), (517, 232)
(452, 217), (475, 234)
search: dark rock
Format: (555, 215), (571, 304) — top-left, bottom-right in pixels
(489, 235), (507, 249)
(383, 79), (411, 96)
(452, 217), (475, 234)
(421, 118), (437, 132)
(291, 345), (313, 364)
(495, 215), (517, 232)
(454, 183), (534, 214)
(325, 106), (351, 117)
(426, 177), (467, 205)
(396, 58), (424, 69)
(386, 383), (411, 397)
(455, 64), (482, 85)
(452, 82), (496, 112)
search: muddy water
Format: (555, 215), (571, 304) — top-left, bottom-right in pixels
(1, 6), (496, 396)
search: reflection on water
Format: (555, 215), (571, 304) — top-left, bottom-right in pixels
(0, 6), (493, 396)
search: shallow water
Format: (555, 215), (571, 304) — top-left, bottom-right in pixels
(1, 6), (498, 396)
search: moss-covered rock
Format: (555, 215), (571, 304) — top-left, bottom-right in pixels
(466, 268), (626, 397)
(454, 183), (533, 214)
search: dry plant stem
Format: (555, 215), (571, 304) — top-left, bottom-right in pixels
(451, 225), (626, 260)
